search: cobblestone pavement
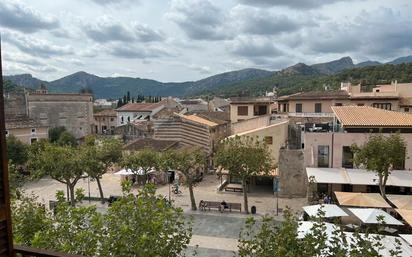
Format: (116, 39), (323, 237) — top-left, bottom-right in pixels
(23, 172), (305, 255)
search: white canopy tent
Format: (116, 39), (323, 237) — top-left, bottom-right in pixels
(303, 204), (348, 218)
(348, 208), (403, 225)
(115, 168), (156, 176)
(298, 222), (412, 256)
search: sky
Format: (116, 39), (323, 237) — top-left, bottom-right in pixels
(0, 0), (412, 82)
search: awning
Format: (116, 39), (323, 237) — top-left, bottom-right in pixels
(387, 195), (412, 210)
(306, 168), (348, 184)
(396, 209), (412, 227)
(218, 167), (278, 177)
(303, 204), (348, 218)
(298, 221), (337, 239)
(399, 234), (412, 246)
(306, 167), (412, 188)
(114, 169), (135, 175)
(348, 208), (403, 225)
(334, 192), (391, 208)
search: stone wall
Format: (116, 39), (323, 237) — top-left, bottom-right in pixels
(278, 148), (307, 198)
(27, 93), (93, 138)
(4, 93), (27, 118)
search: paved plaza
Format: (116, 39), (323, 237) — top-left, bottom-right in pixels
(23, 172), (305, 255)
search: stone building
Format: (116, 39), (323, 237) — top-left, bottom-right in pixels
(114, 121), (154, 142)
(229, 97), (274, 123)
(5, 116), (48, 144)
(26, 90), (93, 139)
(93, 109), (117, 135)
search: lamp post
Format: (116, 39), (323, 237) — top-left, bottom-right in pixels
(88, 176), (91, 203)
(274, 176), (280, 216)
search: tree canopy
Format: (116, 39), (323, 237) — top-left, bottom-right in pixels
(352, 133), (407, 200)
(215, 136), (273, 213)
(6, 135), (28, 165)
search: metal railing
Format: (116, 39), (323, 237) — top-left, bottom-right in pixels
(288, 112), (335, 118)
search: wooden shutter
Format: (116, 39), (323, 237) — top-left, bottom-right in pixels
(0, 39), (15, 256)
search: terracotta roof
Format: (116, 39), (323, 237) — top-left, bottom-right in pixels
(186, 111), (230, 124)
(332, 106), (412, 128)
(123, 138), (179, 151)
(94, 109), (117, 117)
(287, 90), (349, 100)
(6, 116), (46, 129)
(116, 102), (164, 112)
(178, 114), (219, 127)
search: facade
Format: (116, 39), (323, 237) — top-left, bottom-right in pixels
(5, 116), (48, 144)
(26, 90), (93, 139)
(93, 109), (117, 135)
(116, 102), (164, 126)
(154, 113), (229, 157)
(304, 106), (412, 196)
(229, 97), (274, 123)
(114, 121), (153, 142)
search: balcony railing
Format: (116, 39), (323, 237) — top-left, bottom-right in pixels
(288, 112), (335, 118)
(14, 245), (85, 257)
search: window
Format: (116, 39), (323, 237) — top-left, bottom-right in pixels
(31, 128), (36, 133)
(102, 126), (107, 132)
(342, 146), (353, 168)
(357, 103), (364, 106)
(373, 103), (392, 110)
(95, 125), (98, 133)
(405, 108), (410, 112)
(5, 130), (9, 137)
(296, 103), (302, 113)
(254, 105), (268, 116)
(237, 106), (248, 116)
(264, 136), (273, 145)
(30, 138), (37, 144)
(121, 116), (124, 124)
(127, 116), (131, 122)
(315, 103), (322, 113)
(103, 118), (105, 121)
(110, 118), (114, 122)
(335, 103), (343, 106)
(318, 145), (329, 168)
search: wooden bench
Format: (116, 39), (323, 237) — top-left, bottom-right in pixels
(224, 183), (243, 192)
(199, 201), (242, 212)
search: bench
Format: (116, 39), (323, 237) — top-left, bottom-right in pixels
(199, 201), (242, 212)
(224, 183), (243, 192)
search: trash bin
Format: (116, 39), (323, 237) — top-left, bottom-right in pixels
(251, 205), (256, 214)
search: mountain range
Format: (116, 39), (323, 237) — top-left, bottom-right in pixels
(4, 55), (412, 99)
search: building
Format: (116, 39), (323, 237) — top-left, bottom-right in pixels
(229, 97), (274, 123)
(208, 97), (230, 112)
(115, 99), (182, 126)
(114, 121), (154, 142)
(154, 113), (229, 160)
(26, 89), (93, 139)
(93, 109), (117, 135)
(5, 116), (48, 144)
(178, 98), (209, 112)
(94, 99), (116, 109)
(304, 106), (412, 196)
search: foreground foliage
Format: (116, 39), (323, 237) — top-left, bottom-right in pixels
(238, 209), (403, 257)
(12, 184), (192, 257)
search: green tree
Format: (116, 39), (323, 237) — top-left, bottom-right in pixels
(57, 131), (77, 147)
(12, 194), (51, 246)
(82, 137), (123, 202)
(6, 135), (28, 165)
(31, 191), (103, 256)
(100, 184), (192, 257)
(215, 136), (273, 213)
(122, 148), (159, 186)
(48, 126), (66, 143)
(166, 148), (206, 211)
(29, 143), (83, 206)
(352, 133), (407, 201)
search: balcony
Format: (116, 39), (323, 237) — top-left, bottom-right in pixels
(14, 245), (85, 257)
(288, 112), (335, 118)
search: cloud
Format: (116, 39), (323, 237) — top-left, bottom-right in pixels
(90, 0), (138, 5)
(186, 64), (212, 74)
(3, 31), (73, 58)
(0, 0), (59, 33)
(230, 36), (284, 58)
(84, 16), (164, 43)
(107, 44), (171, 59)
(230, 6), (312, 35)
(238, 0), (359, 9)
(166, 0), (231, 40)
